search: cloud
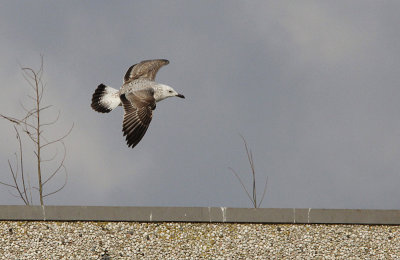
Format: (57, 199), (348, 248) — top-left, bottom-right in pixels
(1, 1), (400, 208)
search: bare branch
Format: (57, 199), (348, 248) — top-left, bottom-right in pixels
(228, 167), (255, 208)
(8, 190), (26, 200)
(0, 114), (22, 124)
(21, 107), (37, 121)
(19, 100), (30, 113)
(258, 176), (268, 208)
(43, 165), (67, 198)
(21, 67), (36, 78)
(12, 153), (19, 180)
(27, 94), (37, 102)
(0, 113), (37, 130)
(40, 109), (60, 127)
(15, 126), (30, 204)
(1, 57), (71, 205)
(21, 71), (37, 91)
(26, 131), (39, 144)
(21, 108), (37, 122)
(239, 134), (252, 169)
(8, 160), (28, 205)
(41, 149), (59, 163)
(0, 180), (17, 189)
(229, 135), (268, 208)
(43, 142), (66, 186)
(22, 105), (52, 122)
(38, 84), (45, 104)
(40, 123), (74, 148)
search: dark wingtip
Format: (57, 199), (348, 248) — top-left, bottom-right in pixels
(160, 59), (169, 64)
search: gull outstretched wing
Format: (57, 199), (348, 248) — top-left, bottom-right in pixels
(120, 89), (156, 148)
(124, 59), (169, 83)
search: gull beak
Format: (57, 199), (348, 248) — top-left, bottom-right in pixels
(176, 93), (185, 99)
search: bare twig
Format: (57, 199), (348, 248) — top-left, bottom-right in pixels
(258, 176), (268, 208)
(15, 126), (29, 204)
(0, 57), (72, 205)
(40, 123), (74, 149)
(0, 114), (21, 125)
(8, 160), (28, 205)
(40, 109), (60, 127)
(0, 180), (17, 189)
(43, 142), (67, 186)
(229, 135), (268, 208)
(43, 165), (68, 198)
(41, 149), (59, 163)
(228, 167), (254, 207)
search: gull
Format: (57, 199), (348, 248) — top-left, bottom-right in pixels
(91, 59), (184, 148)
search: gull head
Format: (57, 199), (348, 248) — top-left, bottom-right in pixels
(154, 84), (185, 102)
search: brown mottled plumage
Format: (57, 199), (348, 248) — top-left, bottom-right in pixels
(124, 59), (169, 82)
(91, 59), (184, 148)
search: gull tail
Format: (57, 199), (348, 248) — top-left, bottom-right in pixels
(91, 84), (121, 113)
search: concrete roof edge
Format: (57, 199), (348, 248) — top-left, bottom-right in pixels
(0, 206), (399, 224)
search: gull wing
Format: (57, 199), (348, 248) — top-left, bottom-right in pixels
(124, 59), (169, 83)
(120, 89), (156, 148)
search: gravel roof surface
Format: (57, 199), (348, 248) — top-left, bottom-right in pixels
(1, 221), (399, 259)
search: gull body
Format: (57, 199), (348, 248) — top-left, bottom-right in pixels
(91, 59), (184, 148)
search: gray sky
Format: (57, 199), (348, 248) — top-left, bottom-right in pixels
(1, 1), (400, 209)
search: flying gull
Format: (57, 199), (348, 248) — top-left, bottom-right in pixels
(91, 59), (185, 148)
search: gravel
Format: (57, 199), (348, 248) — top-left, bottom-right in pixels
(1, 221), (399, 259)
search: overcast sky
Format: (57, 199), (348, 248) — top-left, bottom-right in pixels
(1, 1), (400, 209)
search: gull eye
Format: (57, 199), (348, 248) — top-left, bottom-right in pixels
(168, 90), (173, 93)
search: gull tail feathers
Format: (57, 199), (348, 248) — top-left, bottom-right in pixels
(91, 84), (121, 113)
